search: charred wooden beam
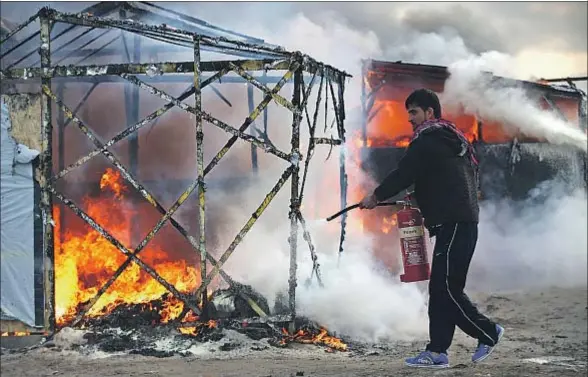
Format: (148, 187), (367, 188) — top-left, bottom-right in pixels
(0, 73), (312, 86)
(194, 36), (208, 309)
(1, 59), (293, 81)
(248, 83), (258, 173)
(336, 76), (348, 257)
(128, 34), (141, 247)
(288, 67), (304, 332)
(297, 212), (323, 287)
(312, 137), (342, 146)
(38, 11), (56, 334)
(3, 62), (194, 79)
(56, 83), (65, 249)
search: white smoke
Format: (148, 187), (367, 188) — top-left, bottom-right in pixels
(471, 179), (588, 291)
(442, 52), (588, 152)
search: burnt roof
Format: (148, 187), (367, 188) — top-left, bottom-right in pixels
(364, 59), (584, 100)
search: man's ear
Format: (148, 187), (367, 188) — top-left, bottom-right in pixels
(426, 107), (435, 119)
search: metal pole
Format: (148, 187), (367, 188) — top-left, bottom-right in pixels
(194, 35), (207, 308)
(288, 66), (303, 333)
(39, 9), (55, 333)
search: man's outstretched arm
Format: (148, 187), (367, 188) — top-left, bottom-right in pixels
(359, 138), (426, 209)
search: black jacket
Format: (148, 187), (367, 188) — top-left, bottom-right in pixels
(373, 126), (479, 228)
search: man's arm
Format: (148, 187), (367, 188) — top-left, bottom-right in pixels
(373, 138), (426, 202)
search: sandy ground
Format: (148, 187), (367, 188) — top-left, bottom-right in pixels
(1, 286), (586, 377)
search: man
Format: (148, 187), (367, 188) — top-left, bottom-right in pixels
(359, 89), (504, 368)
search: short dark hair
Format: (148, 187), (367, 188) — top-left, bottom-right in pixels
(405, 88), (442, 119)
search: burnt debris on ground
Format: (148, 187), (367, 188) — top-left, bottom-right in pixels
(37, 287), (353, 358)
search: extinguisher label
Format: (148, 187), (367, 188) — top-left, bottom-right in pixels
(399, 226), (425, 239)
(403, 238), (427, 266)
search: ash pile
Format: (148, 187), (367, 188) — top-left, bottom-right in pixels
(52, 285), (350, 358)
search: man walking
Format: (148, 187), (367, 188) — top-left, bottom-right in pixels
(359, 89), (504, 368)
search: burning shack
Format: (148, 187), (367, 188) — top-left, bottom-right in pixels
(0, 1), (350, 349)
(351, 59), (587, 271)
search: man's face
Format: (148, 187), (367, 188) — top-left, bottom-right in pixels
(407, 104), (434, 129)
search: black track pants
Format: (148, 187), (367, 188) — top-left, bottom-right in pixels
(425, 222), (499, 354)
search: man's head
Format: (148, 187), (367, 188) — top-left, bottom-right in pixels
(405, 88), (442, 129)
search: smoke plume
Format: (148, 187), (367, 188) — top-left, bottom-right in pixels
(472, 179), (588, 291)
(442, 52), (588, 152)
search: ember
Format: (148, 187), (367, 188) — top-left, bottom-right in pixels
(178, 320), (218, 337)
(0, 332), (31, 337)
(279, 326), (348, 352)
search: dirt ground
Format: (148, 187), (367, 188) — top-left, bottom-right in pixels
(1, 286), (586, 377)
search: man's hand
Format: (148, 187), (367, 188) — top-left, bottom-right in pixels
(359, 193), (378, 209)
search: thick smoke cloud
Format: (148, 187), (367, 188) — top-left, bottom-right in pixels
(1, 2), (586, 343)
(442, 52), (588, 152)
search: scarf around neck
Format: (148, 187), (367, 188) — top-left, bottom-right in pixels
(411, 118), (479, 168)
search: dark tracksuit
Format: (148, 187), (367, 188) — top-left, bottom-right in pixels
(373, 126), (500, 353)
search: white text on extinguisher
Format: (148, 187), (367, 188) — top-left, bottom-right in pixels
(399, 225), (425, 239)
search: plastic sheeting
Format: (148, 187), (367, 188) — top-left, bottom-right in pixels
(1, 98), (39, 327)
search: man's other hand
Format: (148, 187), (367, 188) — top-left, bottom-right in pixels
(359, 193), (378, 209)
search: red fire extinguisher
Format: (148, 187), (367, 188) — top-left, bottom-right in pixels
(324, 194), (431, 283)
(396, 195), (430, 283)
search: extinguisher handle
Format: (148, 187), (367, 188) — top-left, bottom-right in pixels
(404, 191), (414, 202)
(325, 201), (403, 222)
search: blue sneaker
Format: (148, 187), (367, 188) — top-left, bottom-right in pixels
(405, 350), (450, 368)
(472, 324), (505, 363)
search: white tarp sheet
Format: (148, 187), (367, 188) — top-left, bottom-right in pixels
(0, 97), (39, 326)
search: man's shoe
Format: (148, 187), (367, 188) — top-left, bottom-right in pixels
(472, 324), (505, 363)
(405, 350), (450, 368)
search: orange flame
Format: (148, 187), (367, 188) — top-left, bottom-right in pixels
(381, 213), (398, 234)
(280, 327), (348, 352)
(178, 320), (218, 337)
(0, 331), (31, 337)
(54, 168), (201, 326)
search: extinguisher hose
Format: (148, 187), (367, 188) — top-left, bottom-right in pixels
(326, 201), (405, 222)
